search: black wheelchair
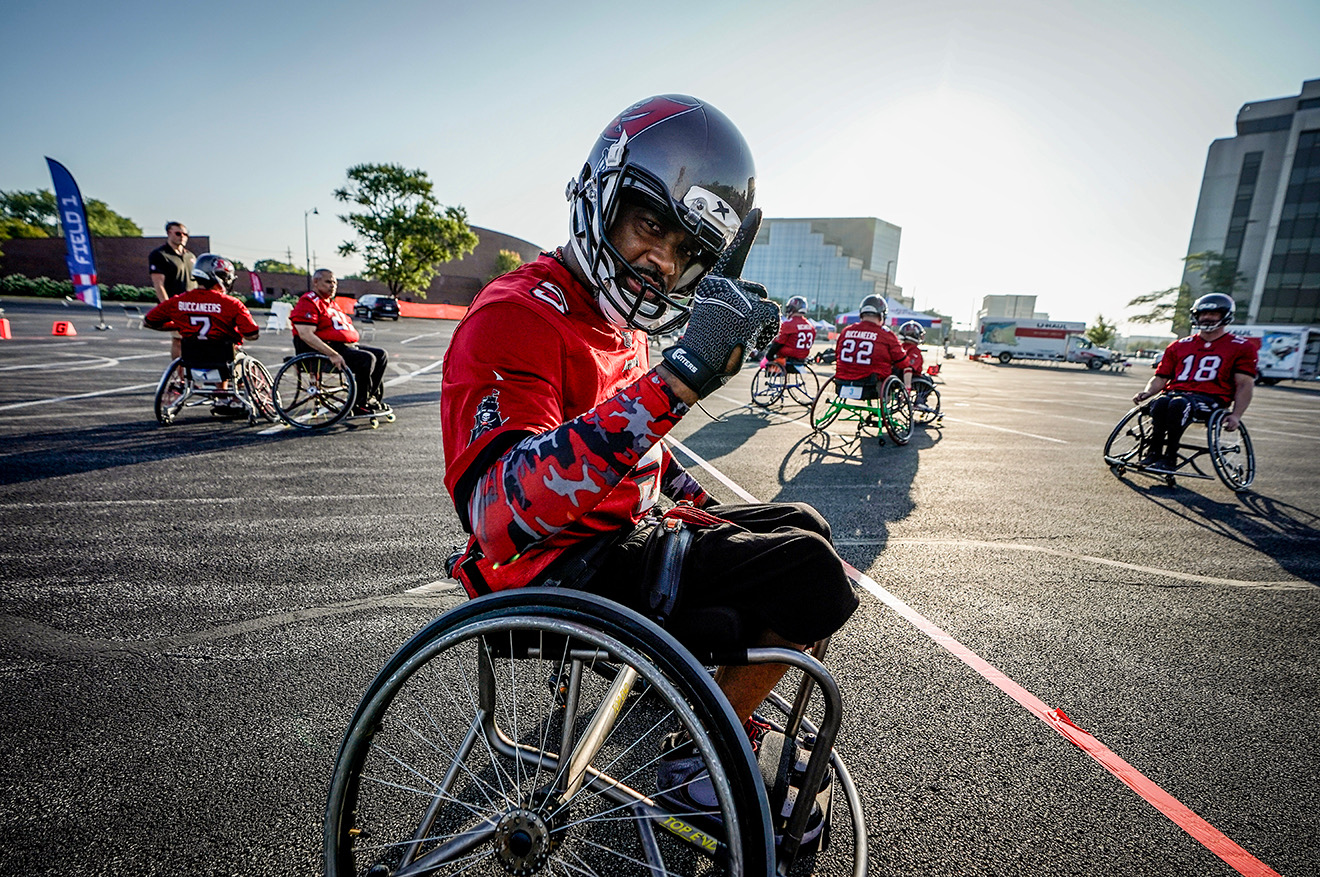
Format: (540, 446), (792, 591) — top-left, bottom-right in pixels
(271, 352), (396, 429)
(909, 370), (943, 428)
(810, 374), (914, 446)
(153, 350), (278, 426)
(751, 357), (821, 409)
(1103, 401), (1255, 491)
(324, 521), (867, 877)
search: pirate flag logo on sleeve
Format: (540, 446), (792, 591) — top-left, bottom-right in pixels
(470, 389), (505, 442)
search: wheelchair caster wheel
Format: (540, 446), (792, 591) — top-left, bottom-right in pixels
(1111, 464), (1125, 476)
(1165, 475), (1176, 488)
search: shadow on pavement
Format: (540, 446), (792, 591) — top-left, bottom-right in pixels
(1123, 480), (1320, 586)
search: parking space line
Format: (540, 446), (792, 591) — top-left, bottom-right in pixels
(939, 416), (1068, 443)
(668, 437), (1282, 877)
(0, 382), (157, 411)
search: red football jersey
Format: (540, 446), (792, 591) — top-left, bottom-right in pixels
(833, 321), (907, 381)
(143, 288), (259, 343)
(289, 291), (359, 343)
(1155, 331), (1257, 403)
(902, 340), (924, 376)
(773, 314), (816, 359)
(442, 255), (664, 591)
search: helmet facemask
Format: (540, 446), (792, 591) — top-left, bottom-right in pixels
(1190, 293), (1235, 333)
(568, 137), (739, 335)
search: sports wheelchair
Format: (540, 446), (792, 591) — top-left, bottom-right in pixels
(810, 373), (914, 446)
(153, 349), (278, 426)
(1103, 401), (1255, 491)
(751, 357), (821, 409)
(271, 352), (395, 430)
(324, 523), (868, 877)
(909, 366), (943, 427)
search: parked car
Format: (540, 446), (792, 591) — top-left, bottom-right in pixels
(354, 294), (400, 321)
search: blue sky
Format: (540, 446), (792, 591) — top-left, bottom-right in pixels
(2, 0), (1318, 331)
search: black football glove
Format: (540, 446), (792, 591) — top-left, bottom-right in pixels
(662, 209), (781, 398)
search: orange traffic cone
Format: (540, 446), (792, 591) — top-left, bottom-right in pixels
(52, 320), (77, 336)
(0, 318), (11, 340)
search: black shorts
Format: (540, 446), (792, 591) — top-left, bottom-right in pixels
(585, 502), (858, 648)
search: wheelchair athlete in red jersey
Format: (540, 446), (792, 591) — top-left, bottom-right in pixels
(1132, 293), (1257, 472)
(440, 94), (858, 842)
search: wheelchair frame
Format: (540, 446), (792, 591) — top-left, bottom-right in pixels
(1103, 403), (1255, 491)
(152, 351), (277, 426)
(751, 358), (821, 410)
(325, 579), (868, 877)
(810, 373), (914, 446)
(270, 352), (364, 430)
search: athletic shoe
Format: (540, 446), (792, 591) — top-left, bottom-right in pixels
(351, 405), (374, 416)
(1139, 454), (1167, 471)
(656, 726), (825, 849)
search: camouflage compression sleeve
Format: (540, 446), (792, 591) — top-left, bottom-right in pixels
(660, 448), (711, 507)
(468, 370), (688, 564)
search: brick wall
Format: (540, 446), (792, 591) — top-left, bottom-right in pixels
(1, 224), (545, 305)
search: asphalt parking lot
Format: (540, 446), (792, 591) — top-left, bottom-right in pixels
(1, 297), (1317, 876)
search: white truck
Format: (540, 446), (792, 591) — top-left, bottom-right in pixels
(974, 318), (1120, 369)
(1229, 324), (1320, 384)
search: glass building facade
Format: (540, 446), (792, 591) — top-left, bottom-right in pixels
(1184, 78), (1320, 326)
(742, 217), (902, 314)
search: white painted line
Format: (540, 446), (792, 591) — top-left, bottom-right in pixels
(384, 358), (443, 387)
(0, 383), (157, 412)
(399, 331), (447, 344)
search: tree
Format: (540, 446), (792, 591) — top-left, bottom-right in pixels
(0, 188), (141, 237)
(253, 259), (306, 275)
(487, 248), (523, 282)
(1086, 314), (1118, 347)
(1127, 251), (1246, 337)
(334, 163), (478, 298)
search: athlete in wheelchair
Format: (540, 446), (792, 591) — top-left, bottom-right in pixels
(1103, 293), (1256, 491)
(751, 296), (820, 408)
(269, 269), (395, 429)
(809, 295), (914, 445)
(326, 96), (867, 876)
(897, 320), (942, 426)
(143, 253), (277, 426)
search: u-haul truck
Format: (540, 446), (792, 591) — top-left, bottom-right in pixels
(973, 318), (1120, 369)
(1229, 324), (1320, 383)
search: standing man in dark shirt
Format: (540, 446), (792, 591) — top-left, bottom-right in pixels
(149, 221), (197, 359)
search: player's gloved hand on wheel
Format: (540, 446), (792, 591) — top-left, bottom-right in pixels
(662, 208), (781, 399)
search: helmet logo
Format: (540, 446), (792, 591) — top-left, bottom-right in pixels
(603, 96), (701, 142)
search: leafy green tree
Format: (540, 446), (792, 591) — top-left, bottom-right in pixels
(253, 259), (306, 275)
(0, 188), (141, 237)
(1128, 282), (1191, 337)
(334, 163), (479, 298)
(1127, 251), (1246, 337)
(487, 248), (523, 281)
(1086, 314), (1118, 347)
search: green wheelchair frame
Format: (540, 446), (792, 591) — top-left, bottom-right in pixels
(810, 373), (914, 446)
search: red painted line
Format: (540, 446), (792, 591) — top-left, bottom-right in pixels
(849, 561), (1281, 877)
(668, 438), (1280, 875)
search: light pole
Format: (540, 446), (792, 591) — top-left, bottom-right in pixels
(304, 207), (318, 291)
(883, 259), (894, 300)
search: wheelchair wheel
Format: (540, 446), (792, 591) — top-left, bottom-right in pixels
(1103, 406), (1149, 472)
(1207, 409), (1255, 491)
(325, 589), (773, 877)
(784, 363), (821, 408)
(880, 375), (913, 446)
(751, 363), (785, 408)
(239, 357), (279, 424)
(273, 353), (355, 430)
(912, 377), (941, 426)
(153, 358), (188, 425)
(810, 382), (842, 432)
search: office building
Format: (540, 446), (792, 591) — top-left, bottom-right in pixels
(742, 217), (903, 314)
(1184, 77), (1320, 325)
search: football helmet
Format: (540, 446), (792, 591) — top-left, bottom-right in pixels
(785, 295), (808, 315)
(858, 294), (887, 321)
(1190, 293), (1235, 331)
(192, 253), (236, 291)
(567, 94), (756, 334)
(898, 320), (925, 343)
